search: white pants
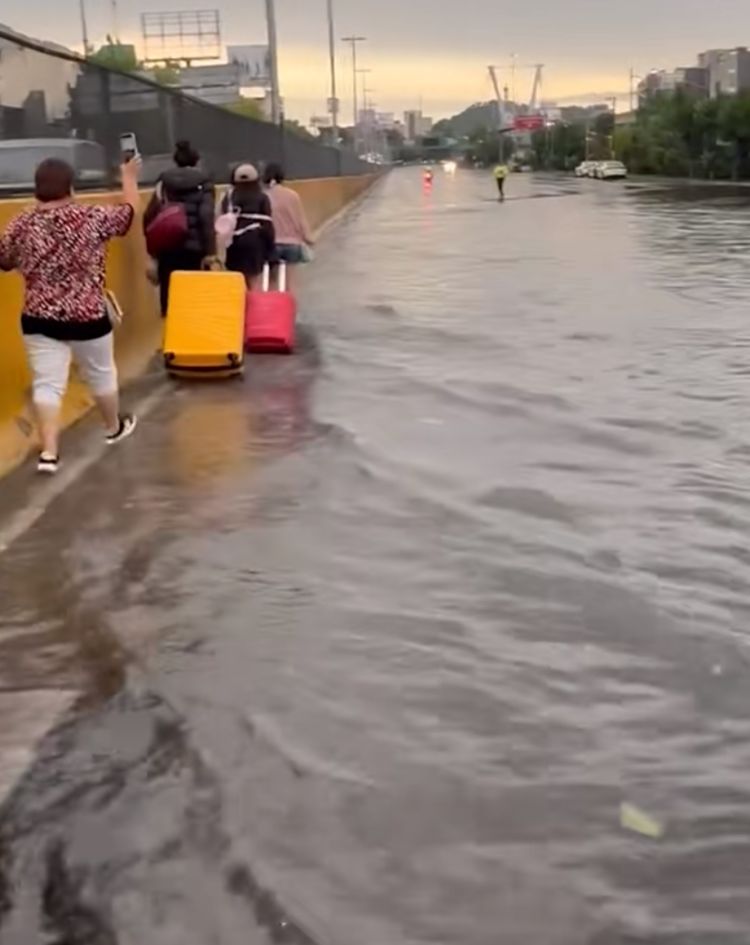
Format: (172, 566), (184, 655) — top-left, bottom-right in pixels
(24, 333), (118, 408)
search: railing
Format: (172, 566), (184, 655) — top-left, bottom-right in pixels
(0, 26), (369, 194)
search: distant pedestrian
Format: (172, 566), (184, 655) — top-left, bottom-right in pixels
(0, 156), (140, 474)
(263, 163), (314, 293)
(218, 163), (276, 289)
(144, 140), (217, 316)
(494, 163), (509, 200)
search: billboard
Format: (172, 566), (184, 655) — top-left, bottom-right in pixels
(227, 45), (270, 88)
(141, 10), (222, 64)
(179, 64), (241, 105)
(513, 115), (545, 132)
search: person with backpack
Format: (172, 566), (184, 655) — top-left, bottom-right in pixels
(216, 163), (276, 289)
(143, 140), (217, 316)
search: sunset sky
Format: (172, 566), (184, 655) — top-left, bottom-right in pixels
(3, 0), (750, 121)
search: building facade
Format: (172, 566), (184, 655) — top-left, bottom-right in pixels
(698, 48), (750, 97)
(403, 109), (433, 142)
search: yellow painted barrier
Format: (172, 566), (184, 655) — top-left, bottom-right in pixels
(0, 173), (377, 478)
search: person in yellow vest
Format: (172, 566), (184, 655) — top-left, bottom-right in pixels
(494, 163), (509, 200)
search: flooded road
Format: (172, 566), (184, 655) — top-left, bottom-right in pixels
(2, 168), (750, 944)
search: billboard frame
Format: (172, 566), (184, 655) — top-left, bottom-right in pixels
(141, 9), (222, 65)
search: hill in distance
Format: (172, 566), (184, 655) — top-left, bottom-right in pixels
(434, 101), (500, 137)
(434, 100), (611, 137)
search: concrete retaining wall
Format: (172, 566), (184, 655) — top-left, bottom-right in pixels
(0, 174), (376, 477)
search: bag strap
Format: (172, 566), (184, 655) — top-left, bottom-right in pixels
(221, 187), (235, 214)
(236, 212), (273, 222)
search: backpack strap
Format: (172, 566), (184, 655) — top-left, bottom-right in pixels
(222, 187), (235, 214)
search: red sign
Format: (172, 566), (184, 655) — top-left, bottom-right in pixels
(513, 115), (545, 132)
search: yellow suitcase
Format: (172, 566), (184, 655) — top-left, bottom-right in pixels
(163, 270), (246, 378)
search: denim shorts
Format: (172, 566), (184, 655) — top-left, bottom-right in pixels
(275, 243), (305, 265)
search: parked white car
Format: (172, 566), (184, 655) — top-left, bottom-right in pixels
(595, 160), (628, 180)
(575, 161), (597, 178)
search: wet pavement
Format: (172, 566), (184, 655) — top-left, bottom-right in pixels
(2, 168), (750, 944)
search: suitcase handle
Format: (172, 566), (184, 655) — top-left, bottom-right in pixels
(262, 262), (286, 293)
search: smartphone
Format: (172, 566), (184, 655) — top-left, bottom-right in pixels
(119, 132), (139, 162)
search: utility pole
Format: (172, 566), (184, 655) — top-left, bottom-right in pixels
(629, 67), (635, 113)
(342, 35), (366, 137)
(363, 84), (375, 157)
(79, 0), (90, 55)
(356, 68), (371, 103)
(609, 96), (617, 158)
(355, 66), (371, 152)
(111, 0), (120, 41)
(265, 0), (282, 125)
(326, 0), (339, 144)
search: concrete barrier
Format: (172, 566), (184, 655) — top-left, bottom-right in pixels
(0, 174), (377, 478)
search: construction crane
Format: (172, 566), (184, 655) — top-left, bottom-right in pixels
(527, 64), (544, 113)
(489, 63), (545, 117)
(487, 61), (547, 171)
(488, 66), (511, 132)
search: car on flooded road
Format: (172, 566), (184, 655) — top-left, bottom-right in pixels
(594, 160), (628, 180)
(575, 160), (598, 178)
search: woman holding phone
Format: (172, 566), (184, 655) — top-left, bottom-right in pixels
(0, 155), (140, 474)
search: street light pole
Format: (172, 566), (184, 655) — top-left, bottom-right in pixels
(265, 0), (282, 124)
(363, 83), (375, 157)
(342, 35), (366, 136)
(79, 0), (90, 55)
(326, 0), (339, 144)
(354, 66), (371, 152)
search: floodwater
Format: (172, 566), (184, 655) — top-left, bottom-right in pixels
(2, 169), (750, 944)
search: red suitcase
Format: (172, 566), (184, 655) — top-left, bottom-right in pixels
(245, 263), (297, 354)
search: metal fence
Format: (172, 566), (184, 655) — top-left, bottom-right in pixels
(0, 26), (369, 194)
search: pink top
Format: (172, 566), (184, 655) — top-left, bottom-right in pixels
(266, 184), (312, 246)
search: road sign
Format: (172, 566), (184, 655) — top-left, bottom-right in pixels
(513, 115), (544, 132)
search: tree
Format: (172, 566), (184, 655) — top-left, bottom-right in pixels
(89, 37), (138, 72)
(612, 89), (750, 179)
(284, 119), (315, 141)
(718, 94), (750, 179)
(463, 125), (501, 166)
(529, 122), (587, 170)
(226, 98), (265, 121)
(148, 62), (181, 87)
